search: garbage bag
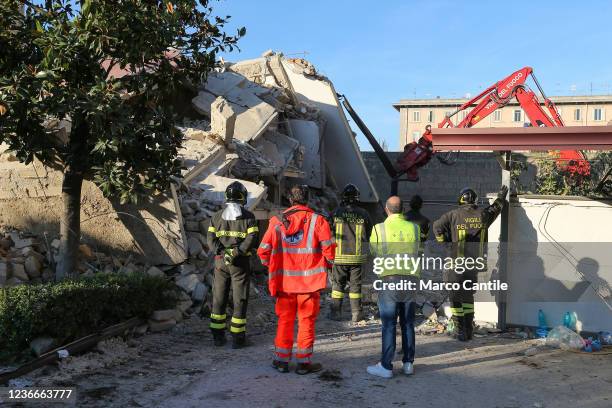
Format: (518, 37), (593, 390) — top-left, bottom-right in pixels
(546, 325), (585, 350)
(599, 331), (612, 345)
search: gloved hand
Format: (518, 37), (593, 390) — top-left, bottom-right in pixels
(224, 248), (239, 266)
(498, 185), (509, 200)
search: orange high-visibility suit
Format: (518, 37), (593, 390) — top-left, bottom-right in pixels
(258, 204), (335, 363)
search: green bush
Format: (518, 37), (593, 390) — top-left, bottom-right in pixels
(0, 273), (177, 361)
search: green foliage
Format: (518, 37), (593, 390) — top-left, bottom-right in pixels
(0, 273), (177, 361)
(0, 0), (245, 203)
(535, 152), (612, 196)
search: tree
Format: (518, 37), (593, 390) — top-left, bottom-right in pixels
(0, 1), (244, 279)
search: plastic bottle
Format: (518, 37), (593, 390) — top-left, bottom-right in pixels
(538, 310), (547, 328)
(536, 309), (548, 338)
(563, 312), (571, 328)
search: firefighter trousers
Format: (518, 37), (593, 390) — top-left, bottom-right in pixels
(210, 255), (250, 335)
(445, 269), (477, 319)
(331, 264), (363, 301)
(274, 291), (320, 364)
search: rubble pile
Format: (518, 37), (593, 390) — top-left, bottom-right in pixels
(0, 231), (53, 287)
(0, 51), (379, 334)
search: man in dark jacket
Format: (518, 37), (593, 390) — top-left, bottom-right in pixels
(205, 181), (259, 349)
(329, 184), (372, 322)
(433, 185), (508, 341)
(404, 195), (430, 242)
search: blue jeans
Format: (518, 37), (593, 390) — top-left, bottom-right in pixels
(378, 296), (416, 370)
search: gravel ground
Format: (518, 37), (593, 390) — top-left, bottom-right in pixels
(6, 297), (612, 408)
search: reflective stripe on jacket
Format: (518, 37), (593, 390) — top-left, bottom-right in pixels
(257, 205), (336, 296)
(332, 204), (372, 265)
(369, 213), (420, 277)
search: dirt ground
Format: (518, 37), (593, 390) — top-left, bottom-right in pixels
(7, 295), (612, 408)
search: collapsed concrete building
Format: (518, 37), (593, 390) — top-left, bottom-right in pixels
(0, 52), (379, 321)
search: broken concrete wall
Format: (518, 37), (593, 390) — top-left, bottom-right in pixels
(482, 196), (612, 333)
(0, 147), (187, 266)
(282, 59), (379, 203)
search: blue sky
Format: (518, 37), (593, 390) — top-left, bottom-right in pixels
(213, 0), (612, 151)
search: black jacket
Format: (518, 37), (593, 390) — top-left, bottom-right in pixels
(404, 209), (430, 242)
(432, 198), (506, 260)
(204, 207), (259, 256)
(331, 203), (372, 265)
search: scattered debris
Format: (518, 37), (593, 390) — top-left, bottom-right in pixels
(318, 369), (343, 382)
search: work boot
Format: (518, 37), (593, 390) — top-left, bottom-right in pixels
(272, 360), (289, 373)
(329, 298), (343, 321)
(232, 333), (248, 349)
(212, 331), (226, 347)
(465, 314), (474, 340)
(295, 362), (323, 375)
(451, 315), (467, 342)
(350, 298), (364, 322)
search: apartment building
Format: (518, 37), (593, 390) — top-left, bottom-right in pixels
(393, 95), (612, 147)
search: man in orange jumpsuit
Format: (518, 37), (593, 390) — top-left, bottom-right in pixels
(258, 185), (335, 375)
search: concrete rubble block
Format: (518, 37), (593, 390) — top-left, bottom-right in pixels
(178, 263), (196, 275)
(191, 282), (208, 303)
(223, 89), (277, 143)
(201, 72), (246, 96)
(134, 324), (149, 336)
(0, 262), (7, 286)
(151, 309), (177, 322)
(185, 221), (200, 232)
(197, 175), (266, 210)
(191, 90), (218, 117)
(177, 299), (193, 313)
(175, 273), (200, 293)
(24, 255), (42, 278)
(210, 96), (237, 143)
(79, 244), (94, 260)
(148, 319), (176, 332)
(252, 131), (300, 171)
(13, 237), (36, 250)
(187, 237), (203, 257)
(11, 263), (29, 281)
(146, 266), (166, 278)
(0, 236), (13, 250)
(289, 119), (323, 188)
(30, 337), (55, 357)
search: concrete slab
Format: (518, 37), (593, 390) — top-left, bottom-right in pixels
(282, 60), (379, 203)
(289, 120), (324, 188)
(195, 174), (266, 211)
(191, 91), (217, 117)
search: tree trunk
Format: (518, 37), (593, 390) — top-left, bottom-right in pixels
(56, 118), (88, 280)
(56, 168), (84, 280)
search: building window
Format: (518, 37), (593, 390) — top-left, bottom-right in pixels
(427, 110), (434, 123)
(594, 108), (603, 121)
(412, 111), (420, 122)
(574, 108), (582, 121)
(493, 110), (502, 122)
(513, 109), (522, 122)
(412, 131), (421, 141)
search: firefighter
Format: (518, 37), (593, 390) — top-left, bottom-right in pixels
(257, 185), (336, 375)
(205, 181), (259, 349)
(329, 183), (372, 322)
(404, 195), (430, 242)
(432, 185), (508, 341)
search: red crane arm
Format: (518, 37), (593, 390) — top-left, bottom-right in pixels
(398, 66), (590, 181)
